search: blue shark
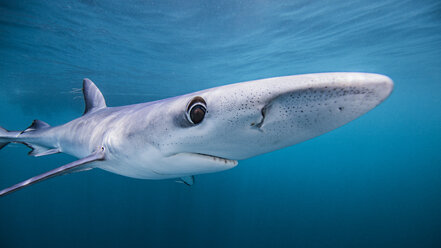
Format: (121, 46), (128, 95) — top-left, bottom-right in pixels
(0, 72), (393, 196)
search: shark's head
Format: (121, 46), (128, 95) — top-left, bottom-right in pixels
(117, 73), (393, 178)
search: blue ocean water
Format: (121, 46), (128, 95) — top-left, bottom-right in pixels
(0, 0), (440, 247)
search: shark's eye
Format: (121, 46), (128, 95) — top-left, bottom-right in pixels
(186, 96), (207, 125)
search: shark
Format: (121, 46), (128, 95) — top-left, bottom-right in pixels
(0, 72), (393, 196)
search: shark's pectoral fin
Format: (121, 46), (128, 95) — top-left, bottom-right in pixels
(177, 176), (195, 186)
(0, 148), (105, 197)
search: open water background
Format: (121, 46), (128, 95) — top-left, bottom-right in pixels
(0, 0), (440, 247)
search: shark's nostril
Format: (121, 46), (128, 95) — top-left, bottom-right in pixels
(255, 105), (270, 129)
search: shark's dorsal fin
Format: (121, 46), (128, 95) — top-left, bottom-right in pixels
(83, 78), (106, 115)
(0, 148), (105, 197)
(21, 120), (50, 134)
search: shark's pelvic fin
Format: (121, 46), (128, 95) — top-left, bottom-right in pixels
(0, 142), (7, 150)
(27, 146), (60, 157)
(20, 119), (50, 134)
(179, 176), (195, 186)
(0, 148), (106, 197)
(83, 78), (107, 115)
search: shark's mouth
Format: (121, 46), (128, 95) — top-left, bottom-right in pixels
(183, 152), (238, 166)
(155, 152), (238, 176)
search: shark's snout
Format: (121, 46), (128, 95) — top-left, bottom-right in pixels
(258, 73), (393, 132)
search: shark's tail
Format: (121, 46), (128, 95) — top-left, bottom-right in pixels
(0, 126), (10, 150)
(0, 78), (109, 197)
(0, 120), (60, 157)
(0, 120), (105, 197)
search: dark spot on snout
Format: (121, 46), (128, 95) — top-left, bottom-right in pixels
(338, 107), (344, 111)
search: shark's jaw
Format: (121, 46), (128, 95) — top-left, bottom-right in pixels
(127, 152), (239, 178)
